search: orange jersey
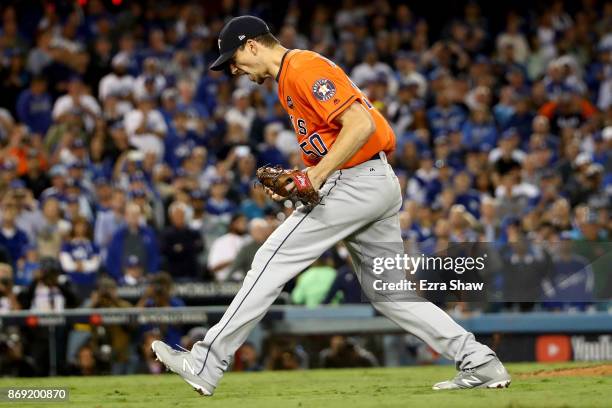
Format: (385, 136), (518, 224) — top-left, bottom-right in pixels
(276, 50), (396, 168)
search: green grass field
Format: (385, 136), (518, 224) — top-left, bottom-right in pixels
(1, 363), (610, 408)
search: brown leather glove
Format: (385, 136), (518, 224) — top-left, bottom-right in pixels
(256, 165), (320, 207)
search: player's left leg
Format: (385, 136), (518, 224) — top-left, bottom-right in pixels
(343, 212), (511, 389)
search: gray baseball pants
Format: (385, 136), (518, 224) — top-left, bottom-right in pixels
(191, 154), (495, 389)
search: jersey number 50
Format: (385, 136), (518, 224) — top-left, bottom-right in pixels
(300, 133), (328, 158)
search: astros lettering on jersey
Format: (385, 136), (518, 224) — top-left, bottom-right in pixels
(276, 50), (396, 168)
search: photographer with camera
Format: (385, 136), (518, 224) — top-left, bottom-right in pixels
(0, 328), (36, 377)
(18, 257), (79, 311)
(16, 258), (79, 375)
(80, 277), (133, 374)
(319, 335), (379, 368)
(0, 262), (21, 312)
(136, 272), (185, 348)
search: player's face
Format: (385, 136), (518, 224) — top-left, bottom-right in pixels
(229, 42), (268, 84)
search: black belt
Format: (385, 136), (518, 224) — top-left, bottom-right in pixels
(369, 152), (381, 161)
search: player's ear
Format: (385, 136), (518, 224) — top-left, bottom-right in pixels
(247, 39), (258, 56)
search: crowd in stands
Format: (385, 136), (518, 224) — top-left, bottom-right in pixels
(0, 0), (610, 376)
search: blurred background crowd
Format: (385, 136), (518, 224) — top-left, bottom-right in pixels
(0, 0), (610, 376)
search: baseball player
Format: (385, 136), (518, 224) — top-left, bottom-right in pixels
(152, 16), (511, 394)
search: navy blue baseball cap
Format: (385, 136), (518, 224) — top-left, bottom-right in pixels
(209, 16), (271, 71)
(10, 179), (26, 189)
(126, 255), (142, 268)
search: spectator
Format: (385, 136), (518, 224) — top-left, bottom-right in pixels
(16, 76), (53, 135)
(164, 110), (200, 171)
(232, 152), (257, 197)
(0, 51), (28, 115)
(18, 258), (79, 311)
(504, 96), (534, 143)
(94, 189), (126, 259)
(0, 263), (21, 312)
(136, 272), (185, 347)
(15, 245), (39, 287)
(138, 329), (164, 374)
(67, 343), (100, 376)
(0, 109), (15, 149)
(206, 177), (237, 219)
(106, 202), (159, 284)
(123, 96), (167, 157)
(406, 151), (437, 205)
(426, 90), (466, 138)
(351, 49), (397, 92)
(25, 30), (53, 76)
(207, 214), (248, 282)
(0, 329), (36, 377)
(538, 91), (597, 136)
(52, 76), (102, 134)
(496, 14), (530, 64)
(0, 196), (29, 269)
(291, 254), (337, 308)
(21, 149), (50, 199)
(235, 342), (263, 372)
(36, 197), (71, 259)
(160, 202), (204, 281)
(121, 255), (146, 286)
(387, 81), (425, 137)
(493, 87), (516, 128)
(229, 218), (272, 281)
(225, 89), (256, 136)
(13, 181), (45, 243)
(322, 245), (362, 304)
(489, 130), (525, 176)
(240, 184), (275, 220)
(453, 171), (481, 218)
(98, 52), (135, 102)
(319, 336), (378, 368)
(264, 338), (307, 370)
(572, 208), (610, 300)
(257, 123), (288, 167)
(461, 107), (498, 151)
(499, 232), (551, 311)
(133, 58), (166, 101)
(478, 197), (501, 242)
(85, 277), (133, 374)
(143, 29), (173, 68)
(59, 217), (100, 292)
(176, 78), (208, 119)
(542, 235), (594, 310)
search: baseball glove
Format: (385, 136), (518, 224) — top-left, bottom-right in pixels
(256, 165), (319, 206)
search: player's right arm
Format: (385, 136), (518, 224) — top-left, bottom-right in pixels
(306, 102), (375, 189)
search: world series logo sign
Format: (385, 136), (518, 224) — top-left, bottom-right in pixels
(312, 78), (336, 102)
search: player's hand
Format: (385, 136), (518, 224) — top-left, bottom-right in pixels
(264, 186), (289, 201)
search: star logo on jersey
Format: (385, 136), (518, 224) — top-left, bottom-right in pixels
(287, 96), (294, 109)
(312, 78), (336, 102)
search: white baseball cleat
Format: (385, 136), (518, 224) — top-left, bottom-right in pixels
(432, 358), (511, 390)
(151, 340), (215, 396)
